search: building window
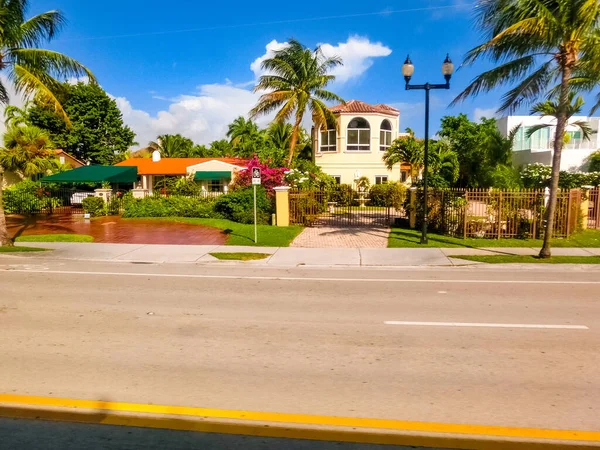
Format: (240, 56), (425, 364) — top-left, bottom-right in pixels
(375, 175), (388, 185)
(514, 126), (550, 151)
(566, 130), (583, 149)
(347, 118), (370, 151)
(332, 176), (341, 184)
(380, 120), (392, 152)
(401, 170), (408, 182)
(209, 179), (223, 192)
(320, 129), (337, 152)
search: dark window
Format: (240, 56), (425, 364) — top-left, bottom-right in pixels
(375, 176), (388, 185)
(347, 118), (370, 151)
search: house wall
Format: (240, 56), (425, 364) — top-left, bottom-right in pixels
(313, 113), (405, 185)
(498, 115), (600, 171)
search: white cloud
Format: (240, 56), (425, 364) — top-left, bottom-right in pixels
(474, 107), (497, 121)
(113, 83), (269, 146)
(251, 36), (392, 83)
(66, 75), (90, 85)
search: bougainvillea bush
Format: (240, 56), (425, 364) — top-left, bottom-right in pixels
(231, 156), (288, 192)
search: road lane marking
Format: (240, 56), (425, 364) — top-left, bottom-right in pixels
(2, 268), (600, 285)
(384, 321), (589, 329)
(0, 394), (599, 447)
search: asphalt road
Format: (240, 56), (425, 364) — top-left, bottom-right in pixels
(0, 258), (599, 434)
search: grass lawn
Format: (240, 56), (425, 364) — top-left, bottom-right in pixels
(388, 228), (600, 248)
(210, 252), (271, 261)
(0, 246), (48, 253)
(451, 255), (600, 264)
(130, 217), (303, 247)
(15, 234), (94, 243)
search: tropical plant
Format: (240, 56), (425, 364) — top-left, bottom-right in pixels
(383, 128), (424, 183)
(0, 125), (56, 246)
(429, 138), (459, 185)
(452, 0), (600, 257)
(230, 156), (288, 192)
(526, 94), (594, 144)
(4, 101), (32, 127)
(587, 150), (600, 172)
(226, 116), (264, 157)
(0, 0), (95, 123)
(250, 39), (344, 165)
(148, 134), (195, 158)
(28, 82), (136, 164)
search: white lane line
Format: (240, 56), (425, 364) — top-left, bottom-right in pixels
(2, 268), (600, 284)
(384, 321), (589, 329)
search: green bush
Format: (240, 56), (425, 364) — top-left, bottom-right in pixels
(2, 180), (62, 214)
(171, 178), (202, 196)
(521, 163), (600, 188)
(369, 182), (407, 208)
(82, 196), (105, 217)
(588, 150), (600, 172)
(213, 187), (273, 224)
(123, 195), (218, 219)
(327, 184), (355, 207)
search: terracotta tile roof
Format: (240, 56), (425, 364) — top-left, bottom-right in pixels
(54, 149), (85, 168)
(329, 100), (399, 116)
(115, 157), (248, 175)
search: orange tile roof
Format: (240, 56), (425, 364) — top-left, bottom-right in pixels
(329, 100), (399, 116)
(115, 157), (248, 175)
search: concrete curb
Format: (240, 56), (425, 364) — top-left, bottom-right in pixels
(0, 395), (598, 449)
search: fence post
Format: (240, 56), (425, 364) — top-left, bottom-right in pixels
(497, 191), (503, 240)
(580, 187), (590, 230)
(409, 187), (417, 229)
(463, 191), (468, 239)
(274, 186), (291, 227)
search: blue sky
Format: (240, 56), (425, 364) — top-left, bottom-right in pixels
(24, 0), (576, 145)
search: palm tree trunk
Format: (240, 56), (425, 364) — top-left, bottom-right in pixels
(0, 167), (14, 247)
(287, 114), (304, 167)
(539, 64), (571, 258)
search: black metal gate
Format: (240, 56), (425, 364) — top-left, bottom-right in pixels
(289, 188), (407, 228)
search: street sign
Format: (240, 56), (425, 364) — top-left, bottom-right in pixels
(252, 167), (261, 185)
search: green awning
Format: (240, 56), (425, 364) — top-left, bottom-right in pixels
(194, 171), (232, 181)
(41, 166), (138, 184)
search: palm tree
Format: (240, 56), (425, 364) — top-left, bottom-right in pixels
(0, 1), (95, 123)
(250, 39), (345, 166)
(0, 126), (55, 246)
(227, 117), (261, 145)
(430, 138), (459, 185)
(148, 134), (195, 158)
(266, 121), (293, 151)
(4, 101), (32, 127)
(383, 129), (424, 183)
(452, 0), (600, 258)
(526, 94), (593, 144)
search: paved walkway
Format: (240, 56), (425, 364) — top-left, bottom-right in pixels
(7, 215), (225, 245)
(5, 242), (600, 266)
(291, 227), (390, 248)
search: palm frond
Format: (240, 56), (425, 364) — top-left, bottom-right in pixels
(18, 10), (66, 47)
(0, 80), (9, 104)
(498, 60), (556, 112)
(312, 89), (344, 104)
(525, 124), (551, 138)
(10, 48), (96, 83)
(571, 120), (595, 141)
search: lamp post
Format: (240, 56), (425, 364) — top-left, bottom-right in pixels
(402, 54), (454, 244)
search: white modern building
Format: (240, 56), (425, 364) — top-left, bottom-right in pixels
(496, 115), (600, 171)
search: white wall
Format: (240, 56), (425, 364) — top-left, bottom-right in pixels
(498, 115), (600, 171)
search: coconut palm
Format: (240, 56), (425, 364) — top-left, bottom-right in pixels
(0, 125), (55, 246)
(452, 0), (600, 257)
(0, 0), (96, 123)
(526, 94), (593, 143)
(250, 39), (345, 165)
(148, 134), (195, 158)
(4, 101), (32, 127)
(383, 128), (424, 183)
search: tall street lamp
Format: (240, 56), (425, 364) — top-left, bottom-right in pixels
(403, 55), (454, 244)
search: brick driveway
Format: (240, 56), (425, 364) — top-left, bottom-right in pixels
(291, 227), (390, 248)
(7, 215), (226, 245)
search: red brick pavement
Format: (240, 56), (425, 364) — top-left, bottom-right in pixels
(7, 215), (226, 245)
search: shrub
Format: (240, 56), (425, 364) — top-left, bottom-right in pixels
(171, 177), (202, 196)
(521, 163), (600, 188)
(369, 182), (407, 208)
(587, 150), (600, 172)
(2, 180), (61, 214)
(213, 187), (273, 224)
(123, 195), (218, 219)
(327, 184), (355, 207)
(82, 196), (105, 217)
(231, 156), (288, 192)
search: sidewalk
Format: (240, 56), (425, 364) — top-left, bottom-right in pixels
(8, 242), (600, 266)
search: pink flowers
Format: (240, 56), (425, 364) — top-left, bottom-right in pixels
(233, 156), (288, 191)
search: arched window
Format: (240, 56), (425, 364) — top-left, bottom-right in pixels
(347, 118), (370, 151)
(380, 120), (392, 152)
(320, 126), (337, 152)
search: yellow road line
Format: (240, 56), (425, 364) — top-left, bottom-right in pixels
(0, 394), (598, 449)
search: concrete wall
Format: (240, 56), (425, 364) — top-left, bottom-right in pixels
(498, 115), (600, 171)
(313, 113), (406, 185)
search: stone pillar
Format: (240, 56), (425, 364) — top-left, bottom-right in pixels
(581, 187), (591, 230)
(94, 188), (112, 203)
(132, 188), (149, 199)
(409, 187), (417, 229)
(274, 186), (291, 227)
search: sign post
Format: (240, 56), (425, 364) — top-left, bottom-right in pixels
(251, 167), (261, 244)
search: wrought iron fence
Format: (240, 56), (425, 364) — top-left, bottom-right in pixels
(1, 187), (94, 215)
(588, 188), (600, 229)
(420, 188), (581, 239)
(289, 186), (408, 228)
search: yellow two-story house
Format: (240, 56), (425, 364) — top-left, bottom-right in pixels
(313, 100), (410, 186)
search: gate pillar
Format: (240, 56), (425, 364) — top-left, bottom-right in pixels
(274, 186), (291, 227)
